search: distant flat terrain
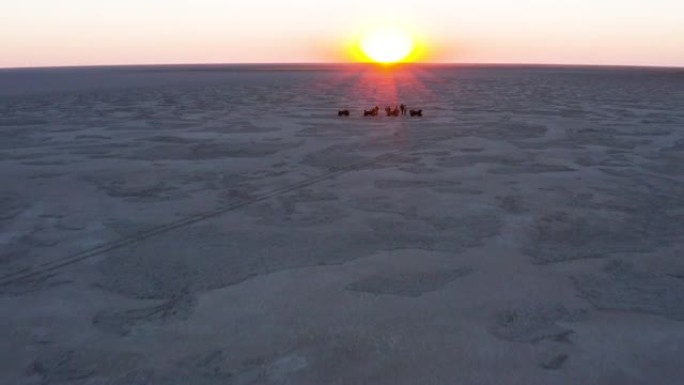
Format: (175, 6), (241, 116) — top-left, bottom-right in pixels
(1, 65), (684, 385)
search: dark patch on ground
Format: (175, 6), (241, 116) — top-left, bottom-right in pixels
(497, 195), (528, 214)
(114, 140), (303, 161)
(301, 144), (371, 170)
(540, 353), (569, 370)
(374, 179), (461, 190)
(347, 268), (473, 297)
(246, 189), (343, 227)
(93, 293), (197, 336)
(491, 304), (586, 343)
(575, 261), (684, 321)
(27, 351), (97, 384)
(96, 226), (380, 299)
(0, 272), (71, 296)
(0, 194), (25, 220)
(488, 163), (576, 174)
(25, 349), (141, 385)
(525, 211), (652, 264)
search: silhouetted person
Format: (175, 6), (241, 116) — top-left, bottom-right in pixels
(400, 104), (406, 116)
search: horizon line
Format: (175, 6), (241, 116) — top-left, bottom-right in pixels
(1, 61), (682, 71)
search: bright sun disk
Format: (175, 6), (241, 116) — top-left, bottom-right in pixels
(359, 28), (414, 64)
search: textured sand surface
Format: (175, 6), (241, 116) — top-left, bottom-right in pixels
(1, 65), (684, 384)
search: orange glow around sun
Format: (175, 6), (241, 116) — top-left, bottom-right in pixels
(349, 27), (426, 64)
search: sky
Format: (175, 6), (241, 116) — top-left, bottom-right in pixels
(1, 0), (683, 68)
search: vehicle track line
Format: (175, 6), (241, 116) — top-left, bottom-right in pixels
(0, 152), (397, 286)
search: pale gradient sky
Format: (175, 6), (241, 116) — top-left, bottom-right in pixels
(1, 0), (683, 68)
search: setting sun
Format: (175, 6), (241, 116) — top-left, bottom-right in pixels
(359, 28), (415, 64)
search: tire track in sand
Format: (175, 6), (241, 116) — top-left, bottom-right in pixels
(0, 153), (397, 286)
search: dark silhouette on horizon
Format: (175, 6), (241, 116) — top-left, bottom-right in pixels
(385, 105), (400, 116)
(338, 105), (422, 117)
(363, 106), (380, 116)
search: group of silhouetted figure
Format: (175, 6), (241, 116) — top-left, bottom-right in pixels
(338, 104), (422, 117)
